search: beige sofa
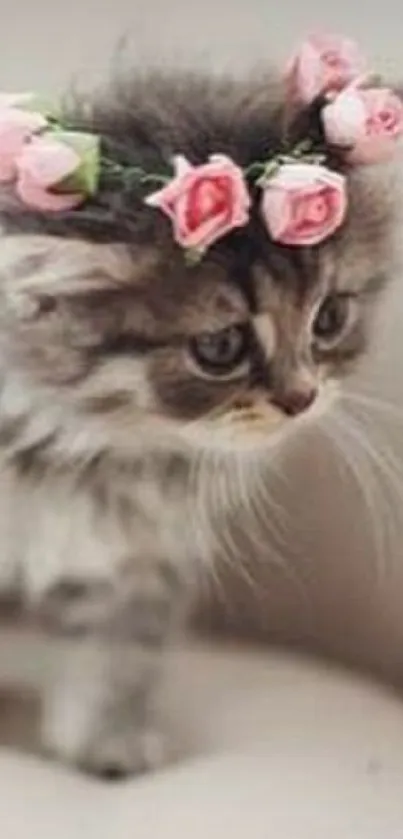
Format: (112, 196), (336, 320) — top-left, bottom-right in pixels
(1, 633), (403, 838)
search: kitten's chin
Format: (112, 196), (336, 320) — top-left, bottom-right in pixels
(178, 412), (290, 456)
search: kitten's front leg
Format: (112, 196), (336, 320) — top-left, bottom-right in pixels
(39, 563), (183, 778)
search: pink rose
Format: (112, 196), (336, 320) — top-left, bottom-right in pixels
(145, 154), (251, 253)
(0, 107), (46, 182)
(262, 162), (347, 246)
(285, 33), (365, 104)
(322, 87), (403, 164)
(16, 135), (84, 212)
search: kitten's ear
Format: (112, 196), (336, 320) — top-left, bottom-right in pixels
(0, 235), (134, 318)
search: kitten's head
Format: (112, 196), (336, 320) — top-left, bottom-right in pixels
(0, 71), (399, 459)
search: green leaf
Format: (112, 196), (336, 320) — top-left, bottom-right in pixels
(244, 162), (267, 180)
(52, 131), (101, 196)
(256, 159), (280, 187)
(293, 139), (313, 156)
(17, 94), (55, 120)
(140, 172), (170, 186)
(101, 158), (125, 177)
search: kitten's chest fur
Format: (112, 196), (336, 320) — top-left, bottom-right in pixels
(0, 447), (196, 605)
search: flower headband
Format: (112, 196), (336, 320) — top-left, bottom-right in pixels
(0, 33), (402, 261)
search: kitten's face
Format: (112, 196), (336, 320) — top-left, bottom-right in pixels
(0, 160), (395, 459)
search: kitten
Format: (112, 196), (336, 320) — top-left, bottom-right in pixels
(0, 69), (398, 777)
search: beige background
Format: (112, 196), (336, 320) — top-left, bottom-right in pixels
(2, 0), (403, 681)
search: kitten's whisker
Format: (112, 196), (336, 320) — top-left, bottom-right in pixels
(198, 451), (276, 597)
(248, 472), (289, 553)
(249, 456), (294, 530)
(188, 447), (229, 601)
(233, 454), (285, 559)
(227, 453), (310, 604)
(340, 410), (403, 553)
(189, 447), (217, 559)
(337, 412), (403, 548)
(319, 419), (388, 581)
(342, 391), (403, 422)
(334, 409), (403, 493)
(198, 450), (238, 560)
(231, 450), (296, 560)
(212, 454), (265, 596)
(321, 407), (403, 582)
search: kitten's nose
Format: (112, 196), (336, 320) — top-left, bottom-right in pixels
(272, 386), (317, 417)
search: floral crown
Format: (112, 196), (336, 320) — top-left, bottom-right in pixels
(0, 33), (402, 262)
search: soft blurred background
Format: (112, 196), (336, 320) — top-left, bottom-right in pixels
(3, 0), (403, 684)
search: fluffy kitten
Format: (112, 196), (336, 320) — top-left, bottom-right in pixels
(0, 69), (398, 777)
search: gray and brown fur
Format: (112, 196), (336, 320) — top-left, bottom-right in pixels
(0, 67), (399, 777)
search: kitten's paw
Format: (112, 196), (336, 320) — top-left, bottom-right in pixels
(79, 728), (167, 779)
(43, 718), (167, 779)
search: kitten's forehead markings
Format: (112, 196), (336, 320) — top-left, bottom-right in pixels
(252, 264), (274, 311)
(316, 247), (336, 297)
(253, 314), (276, 360)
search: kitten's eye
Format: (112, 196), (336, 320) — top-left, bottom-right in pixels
(189, 324), (249, 376)
(312, 293), (355, 347)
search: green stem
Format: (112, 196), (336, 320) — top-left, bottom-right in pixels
(139, 173), (170, 186)
(243, 161), (267, 179)
(101, 159), (169, 187)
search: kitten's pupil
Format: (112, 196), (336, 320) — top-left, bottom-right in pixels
(190, 324), (248, 375)
(313, 294), (350, 342)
